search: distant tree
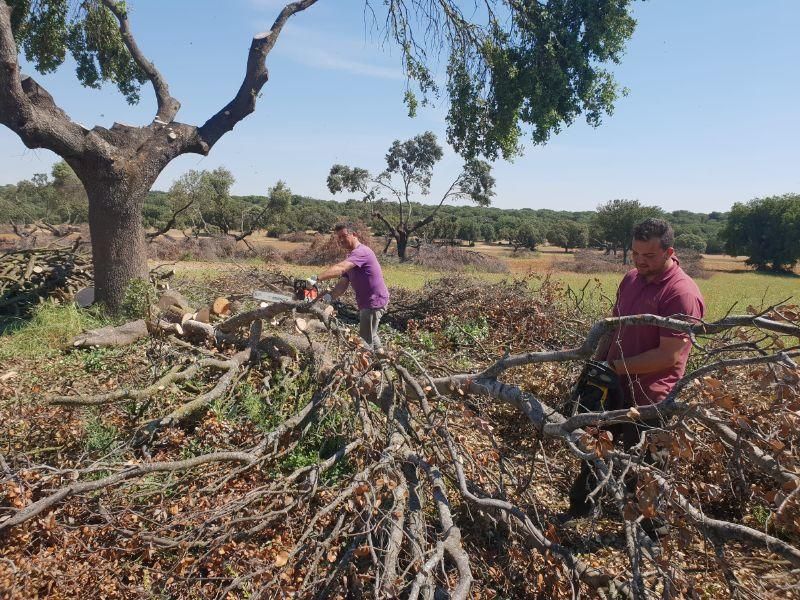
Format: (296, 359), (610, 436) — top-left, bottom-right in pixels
(50, 161), (89, 223)
(432, 215), (461, 246)
(705, 233), (726, 255)
(458, 218), (480, 246)
(674, 233), (707, 253)
(593, 199), (664, 264)
(327, 132), (495, 260)
(496, 216), (521, 244)
(510, 221), (542, 252)
(722, 194), (800, 272)
(480, 222), (496, 244)
(547, 220), (589, 252)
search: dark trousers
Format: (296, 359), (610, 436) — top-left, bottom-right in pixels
(568, 417), (667, 515)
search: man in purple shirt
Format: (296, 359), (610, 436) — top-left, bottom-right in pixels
(313, 223), (390, 350)
(566, 218), (705, 520)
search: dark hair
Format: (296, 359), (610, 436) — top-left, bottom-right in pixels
(633, 218), (674, 250)
(334, 222), (360, 238)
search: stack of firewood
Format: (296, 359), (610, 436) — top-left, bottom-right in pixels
(0, 246), (93, 319)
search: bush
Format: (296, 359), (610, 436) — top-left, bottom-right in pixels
(407, 244), (508, 273)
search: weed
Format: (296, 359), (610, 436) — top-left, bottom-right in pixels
(121, 277), (156, 320)
(444, 316), (488, 347)
(85, 413), (118, 452)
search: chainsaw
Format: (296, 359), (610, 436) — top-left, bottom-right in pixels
(567, 360), (623, 415)
(252, 279), (319, 304)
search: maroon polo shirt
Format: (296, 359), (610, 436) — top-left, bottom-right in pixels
(606, 257), (705, 406)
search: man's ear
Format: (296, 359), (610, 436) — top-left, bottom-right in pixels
(665, 247), (675, 258)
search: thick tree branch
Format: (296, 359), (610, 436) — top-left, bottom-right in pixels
(101, 0), (181, 123)
(0, 4), (89, 159)
(194, 0), (320, 153)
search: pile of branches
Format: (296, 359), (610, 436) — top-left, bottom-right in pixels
(0, 243), (92, 321)
(405, 243), (508, 273)
(559, 249), (708, 279)
(1, 275), (799, 598)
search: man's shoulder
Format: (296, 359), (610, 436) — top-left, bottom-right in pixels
(665, 266), (703, 296)
(618, 268), (638, 288)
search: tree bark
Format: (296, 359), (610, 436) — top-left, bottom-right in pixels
(396, 230), (409, 262)
(85, 178), (150, 312)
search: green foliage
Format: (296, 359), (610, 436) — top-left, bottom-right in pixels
(722, 194), (800, 272)
(675, 233), (707, 253)
(84, 412), (118, 452)
(510, 220), (543, 251)
(593, 199), (664, 263)
(121, 277), (156, 320)
(547, 220), (589, 252)
(12, 0), (147, 102)
(279, 402), (354, 485)
(444, 316), (488, 347)
(432, 1), (636, 159)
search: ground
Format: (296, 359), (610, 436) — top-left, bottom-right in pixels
(1, 239), (799, 599)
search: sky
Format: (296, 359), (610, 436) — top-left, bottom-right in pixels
(1, 0), (798, 213)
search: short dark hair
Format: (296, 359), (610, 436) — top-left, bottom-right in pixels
(633, 218), (674, 250)
(334, 222), (360, 237)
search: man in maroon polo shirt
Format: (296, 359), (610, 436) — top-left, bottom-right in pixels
(312, 222), (390, 350)
(566, 218), (705, 519)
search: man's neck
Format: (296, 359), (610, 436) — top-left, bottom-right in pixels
(644, 257), (675, 283)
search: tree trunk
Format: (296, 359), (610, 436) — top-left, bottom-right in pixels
(85, 179), (149, 313)
(622, 247), (629, 265)
(396, 231), (409, 262)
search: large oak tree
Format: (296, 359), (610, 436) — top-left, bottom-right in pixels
(0, 0), (637, 310)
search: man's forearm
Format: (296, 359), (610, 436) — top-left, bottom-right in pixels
(318, 265), (346, 281)
(610, 348), (677, 376)
(330, 278), (349, 300)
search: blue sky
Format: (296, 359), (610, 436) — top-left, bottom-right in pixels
(1, 0), (798, 212)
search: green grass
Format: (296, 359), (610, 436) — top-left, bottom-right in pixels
(0, 301), (108, 361)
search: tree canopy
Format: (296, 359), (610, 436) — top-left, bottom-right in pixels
(328, 131), (495, 259)
(722, 194), (800, 272)
(592, 199), (664, 264)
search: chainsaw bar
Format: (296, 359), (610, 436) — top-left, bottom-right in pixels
(252, 290), (294, 303)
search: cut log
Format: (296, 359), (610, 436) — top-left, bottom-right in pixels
(158, 290), (191, 311)
(212, 297), (231, 316)
(70, 320), (149, 349)
(195, 307), (210, 323)
(162, 305), (194, 325)
(75, 286), (95, 308)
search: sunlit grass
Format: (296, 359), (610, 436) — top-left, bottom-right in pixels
(0, 301), (108, 361)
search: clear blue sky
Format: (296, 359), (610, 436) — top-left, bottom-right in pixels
(1, 0), (798, 213)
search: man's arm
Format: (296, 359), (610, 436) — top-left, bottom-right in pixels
(609, 336), (688, 376)
(317, 260), (356, 282)
(328, 277), (350, 301)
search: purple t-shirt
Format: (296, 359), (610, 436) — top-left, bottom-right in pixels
(606, 257), (705, 406)
(344, 244), (389, 310)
